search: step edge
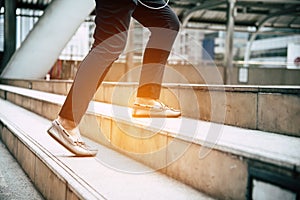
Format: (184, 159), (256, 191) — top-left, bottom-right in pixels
(0, 111), (106, 200)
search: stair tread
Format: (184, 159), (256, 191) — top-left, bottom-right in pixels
(1, 84), (300, 172)
(0, 98), (214, 200)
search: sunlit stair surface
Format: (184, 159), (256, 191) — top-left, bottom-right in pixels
(0, 98), (215, 200)
(0, 83), (300, 199)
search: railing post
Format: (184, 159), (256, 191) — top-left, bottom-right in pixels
(0, 0), (17, 74)
(224, 0), (236, 85)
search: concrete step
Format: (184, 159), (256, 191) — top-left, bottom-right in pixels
(0, 84), (300, 199)
(0, 99), (214, 200)
(1, 78), (299, 137)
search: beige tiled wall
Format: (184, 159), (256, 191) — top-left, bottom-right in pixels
(166, 139), (248, 200)
(110, 119), (168, 171)
(1, 80), (299, 136)
(16, 140), (36, 181)
(258, 93), (300, 137)
(34, 158), (67, 200)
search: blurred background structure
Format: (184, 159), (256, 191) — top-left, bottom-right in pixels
(0, 0), (299, 84)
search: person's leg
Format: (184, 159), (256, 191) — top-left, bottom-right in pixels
(133, 0), (180, 99)
(48, 0), (137, 156)
(59, 0), (137, 128)
(131, 1), (181, 117)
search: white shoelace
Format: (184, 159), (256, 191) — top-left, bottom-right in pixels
(54, 120), (85, 145)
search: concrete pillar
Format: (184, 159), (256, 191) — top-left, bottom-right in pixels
(1, 0), (95, 79)
(0, 0), (17, 74)
(224, 0), (236, 85)
(124, 19), (135, 82)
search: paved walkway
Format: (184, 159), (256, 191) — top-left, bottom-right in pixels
(0, 140), (44, 200)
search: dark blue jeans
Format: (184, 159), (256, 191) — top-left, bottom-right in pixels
(59, 0), (180, 124)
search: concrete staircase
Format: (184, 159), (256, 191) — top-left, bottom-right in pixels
(0, 79), (300, 200)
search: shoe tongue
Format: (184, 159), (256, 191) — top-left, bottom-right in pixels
(69, 128), (84, 142)
(152, 100), (166, 109)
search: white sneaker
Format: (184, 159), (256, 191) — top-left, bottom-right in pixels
(132, 98), (181, 118)
(47, 119), (98, 157)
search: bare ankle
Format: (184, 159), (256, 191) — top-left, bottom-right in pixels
(57, 116), (77, 130)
